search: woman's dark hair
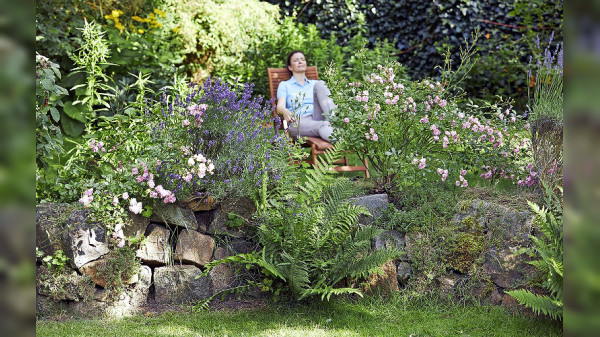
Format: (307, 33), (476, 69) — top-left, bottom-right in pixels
(286, 50), (305, 67)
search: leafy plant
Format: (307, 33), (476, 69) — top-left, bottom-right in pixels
(96, 245), (141, 293)
(67, 19), (115, 126)
(36, 248), (69, 272)
(202, 143), (401, 301)
(36, 53), (67, 171)
(506, 184), (563, 320)
(326, 44), (532, 190)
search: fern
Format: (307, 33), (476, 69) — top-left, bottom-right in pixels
(505, 289), (563, 320)
(507, 186), (563, 320)
(203, 142), (401, 302)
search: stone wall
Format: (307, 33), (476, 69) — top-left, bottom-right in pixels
(36, 194), (539, 318)
(36, 198), (255, 318)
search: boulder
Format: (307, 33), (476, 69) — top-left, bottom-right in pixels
(350, 194), (389, 224)
(153, 265), (212, 304)
(36, 203), (71, 258)
(194, 208), (218, 233)
(173, 230), (214, 267)
(208, 247), (235, 294)
(69, 265), (152, 318)
(453, 200), (536, 290)
(36, 265), (96, 301)
(209, 197), (256, 235)
(374, 229), (405, 252)
(396, 261), (411, 285)
(361, 260), (399, 294)
(79, 257), (139, 288)
(61, 210), (110, 269)
(150, 203), (197, 230)
(452, 199), (533, 248)
(136, 223), (171, 265)
(123, 213), (150, 239)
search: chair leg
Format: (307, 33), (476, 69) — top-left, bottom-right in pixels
(364, 158), (370, 179)
(311, 144), (318, 166)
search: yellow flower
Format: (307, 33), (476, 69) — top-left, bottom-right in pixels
(132, 15), (144, 22)
(104, 14), (113, 20)
(151, 22), (163, 28)
(138, 29), (145, 34)
(111, 10), (121, 18)
(148, 13), (155, 19)
(153, 8), (167, 18)
(115, 22), (125, 31)
(172, 27), (180, 33)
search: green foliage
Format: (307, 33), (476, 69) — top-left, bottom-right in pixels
(36, 265), (96, 302)
(327, 43), (532, 190)
(36, 54), (67, 170)
(203, 143), (401, 301)
(506, 185), (563, 320)
(68, 20), (115, 125)
(36, 248), (69, 272)
(225, 212), (245, 230)
(272, 0), (562, 110)
(241, 16), (404, 99)
(96, 246), (141, 293)
(375, 184), (461, 232)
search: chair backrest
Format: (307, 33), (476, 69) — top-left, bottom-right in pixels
(267, 66), (319, 102)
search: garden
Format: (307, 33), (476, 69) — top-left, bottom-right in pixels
(35, 0), (563, 335)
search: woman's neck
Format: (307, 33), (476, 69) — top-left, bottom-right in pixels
(292, 72), (306, 85)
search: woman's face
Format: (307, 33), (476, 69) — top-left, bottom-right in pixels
(288, 53), (307, 73)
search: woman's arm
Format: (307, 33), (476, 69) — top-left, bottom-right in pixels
(277, 97), (295, 122)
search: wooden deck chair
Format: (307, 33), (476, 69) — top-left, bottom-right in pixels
(267, 66), (370, 178)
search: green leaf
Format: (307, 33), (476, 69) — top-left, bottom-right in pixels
(49, 107), (60, 122)
(63, 101), (88, 123)
(60, 113), (85, 137)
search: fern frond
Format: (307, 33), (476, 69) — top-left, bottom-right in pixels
(300, 285), (363, 301)
(506, 289), (563, 320)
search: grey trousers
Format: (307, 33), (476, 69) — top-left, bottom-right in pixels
(288, 80), (335, 141)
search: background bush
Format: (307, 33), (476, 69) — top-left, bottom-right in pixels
(267, 0), (563, 110)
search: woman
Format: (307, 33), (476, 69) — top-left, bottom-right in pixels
(276, 50), (335, 141)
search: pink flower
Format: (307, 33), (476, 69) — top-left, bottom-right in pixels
(511, 116), (516, 122)
(437, 168), (444, 175)
(372, 134), (379, 141)
(462, 180), (468, 188)
(344, 117), (350, 123)
(418, 158), (426, 170)
(456, 181), (461, 186)
(132, 167), (138, 175)
(370, 128), (375, 134)
(184, 173), (193, 182)
(164, 194), (176, 204)
(155, 185), (170, 198)
(129, 198), (143, 214)
(458, 112), (464, 119)
(113, 196), (119, 206)
(149, 191), (158, 198)
(420, 116), (429, 123)
(122, 192), (129, 200)
(148, 179), (155, 189)
(136, 175), (145, 183)
(412, 158), (419, 165)
(460, 170), (467, 176)
(79, 194), (93, 206)
(524, 123), (530, 130)
(183, 119), (190, 126)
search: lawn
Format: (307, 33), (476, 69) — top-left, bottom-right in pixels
(36, 296), (562, 337)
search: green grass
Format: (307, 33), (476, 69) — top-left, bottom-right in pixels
(37, 296), (562, 337)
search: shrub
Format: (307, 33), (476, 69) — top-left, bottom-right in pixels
(36, 53), (67, 171)
(38, 76), (293, 233)
(326, 43), (533, 190)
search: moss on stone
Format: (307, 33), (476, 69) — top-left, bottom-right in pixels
(448, 232), (485, 274)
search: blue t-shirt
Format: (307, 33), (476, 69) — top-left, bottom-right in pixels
(276, 77), (315, 117)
